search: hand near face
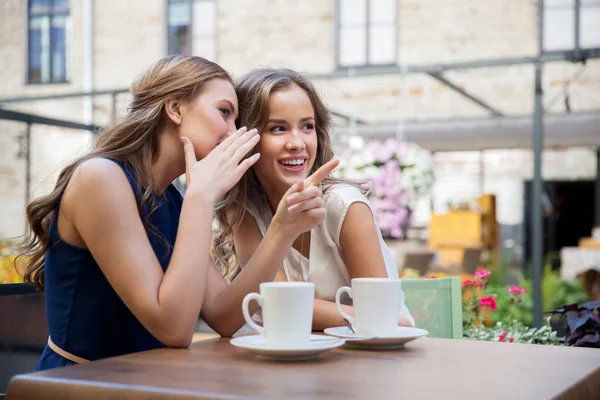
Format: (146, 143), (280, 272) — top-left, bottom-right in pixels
(272, 159), (340, 237)
(181, 126), (261, 202)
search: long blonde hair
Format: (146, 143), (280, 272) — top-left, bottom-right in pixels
(212, 68), (355, 279)
(20, 55), (232, 290)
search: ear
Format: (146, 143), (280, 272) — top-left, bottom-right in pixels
(165, 99), (182, 125)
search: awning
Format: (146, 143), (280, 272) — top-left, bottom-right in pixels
(332, 112), (600, 151)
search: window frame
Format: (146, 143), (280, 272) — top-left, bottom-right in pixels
(166, 0), (194, 56)
(165, 0), (217, 60)
(335, 0), (398, 69)
(27, 0), (71, 85)
(542, 0), (600, 52)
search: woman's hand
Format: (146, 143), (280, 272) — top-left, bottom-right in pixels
(271, 159), (340, 238)
(181, 126), (261, 202)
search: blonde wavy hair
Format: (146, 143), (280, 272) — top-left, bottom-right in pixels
(212, 68), (357, 280)
(19, 55), (232, 290)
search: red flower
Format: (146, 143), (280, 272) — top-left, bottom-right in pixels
(509, 286), (527, 295)
(462, 279), (483, 288)
(508, 337), (514, 343)
(498, 332), (508, 342)
(478, 296), (497, 312)
(424, 275), (437, 279)
(475, 269), (491, 280)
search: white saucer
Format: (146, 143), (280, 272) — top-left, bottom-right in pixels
(230, 334), (345, 361)
(323, 326), (429, 350)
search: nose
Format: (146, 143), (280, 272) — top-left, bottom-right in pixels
(285, 130), (306, 152)
(227, 119), (237, 133)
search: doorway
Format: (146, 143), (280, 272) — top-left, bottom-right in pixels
(523, 180), (596, 269)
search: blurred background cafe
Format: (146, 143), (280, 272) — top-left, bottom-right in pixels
(1, 0), (600, 394)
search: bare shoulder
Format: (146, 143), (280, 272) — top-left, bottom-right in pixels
(345, 201), (374, 220)
(71, 158), (130, 191)
(322, 184), (371, 227)
(339, 198), (387, 278)
(62, 158), (135, 213)
(76, 157), (127, 183)
(341, 202), (376, 244)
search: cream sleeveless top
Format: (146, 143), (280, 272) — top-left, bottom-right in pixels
(245, 184), (414, 325)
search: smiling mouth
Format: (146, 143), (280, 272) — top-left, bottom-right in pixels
(278, 159), (306, 170)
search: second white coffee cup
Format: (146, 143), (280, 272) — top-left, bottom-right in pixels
(335, 278), (402, 337)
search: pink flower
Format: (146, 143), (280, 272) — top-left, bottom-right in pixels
(475, 269), (491, 280)
(478, 296), (497, 312)
(462, 279), (483, 288)
(498, 332), (508, 342)
(509, 286), (527, 295)
(424, 275), (437, 279)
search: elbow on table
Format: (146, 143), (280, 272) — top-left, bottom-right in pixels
(152, 319), (195, 348)
(201, 315), (241, 338)
(160, 330), (194, 348)
(209, 323), (238, 338)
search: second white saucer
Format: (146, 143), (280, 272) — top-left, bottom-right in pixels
(230, 334), (345, 361)
(324, 326), (429, 350)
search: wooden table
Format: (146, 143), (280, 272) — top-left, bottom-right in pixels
(7, 337), (600, 400)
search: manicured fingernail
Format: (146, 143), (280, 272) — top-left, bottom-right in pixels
(287, 194), (296, 203)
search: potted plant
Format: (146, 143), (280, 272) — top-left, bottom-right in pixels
(547, 301), (600, 348)
(436, 269), (559, 344)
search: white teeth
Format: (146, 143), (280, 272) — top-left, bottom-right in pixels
(281, 159), (304, 166)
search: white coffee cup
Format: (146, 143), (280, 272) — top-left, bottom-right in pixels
(242, 282), (315, 349)
(335, 278), (402, 337)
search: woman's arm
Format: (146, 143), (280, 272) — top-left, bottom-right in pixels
(199, 160), (339, 336)
(198, 210), (296, 336)
(64, 159), (216, 347)
(63, 129), (260, 347)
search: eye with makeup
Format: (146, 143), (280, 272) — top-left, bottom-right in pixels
(219, 107), (231, 118)
(217, 99), (237, 121)
(269, 125), (287, 133)
(301, 122), (315, 131)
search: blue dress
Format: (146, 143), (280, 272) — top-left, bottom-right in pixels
(36, 159), (183, 370)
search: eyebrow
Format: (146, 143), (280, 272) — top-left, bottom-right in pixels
(267, 117), (314, 124)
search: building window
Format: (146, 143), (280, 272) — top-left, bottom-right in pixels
(338, 0), (397, 68)
(543, 0), (600, 51)
(167, 0), (217, 60)
(28, 0), (71, 84)
(168, 0), (193, 55)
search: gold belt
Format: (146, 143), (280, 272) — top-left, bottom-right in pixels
(47, 336), (89, 364)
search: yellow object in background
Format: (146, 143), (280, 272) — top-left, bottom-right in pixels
(427, 194), (498, 269)
(0, 241), (26, 284)
(428, 210), (483, 267)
